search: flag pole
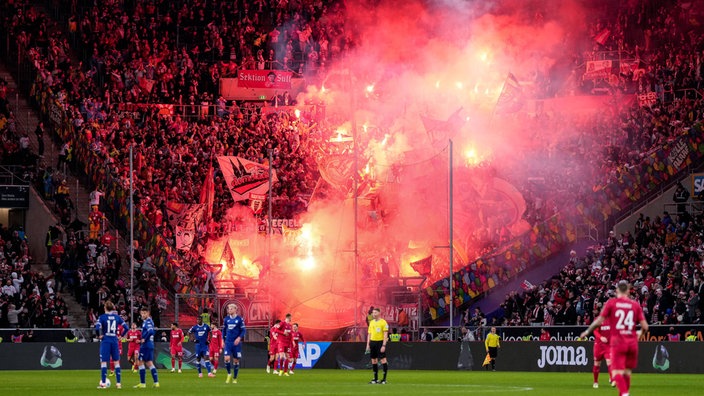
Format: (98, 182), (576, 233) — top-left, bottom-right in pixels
(448, 139), (454, 340)
(353, 80), (359, 333)
(267, 149), (273, 329)
(129, 145), (135, 324)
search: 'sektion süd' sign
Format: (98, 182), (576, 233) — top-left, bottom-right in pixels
(238, 70), (293, 89)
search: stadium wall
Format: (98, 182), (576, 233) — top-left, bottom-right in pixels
(1, 342), (702, 373)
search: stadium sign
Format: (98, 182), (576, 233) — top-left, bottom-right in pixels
(295, 342), (331, 369)
(536, 345), (588, 368)
(0, 185), (29, 208)
(496, 325), (704, 342)
(5, 341), (704, 373)
(237, 70), (293, 89)
(692, 173), (704, 199)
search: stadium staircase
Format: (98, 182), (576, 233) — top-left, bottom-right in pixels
(2, 4), (158, 328)
(0, 60), (127, 328)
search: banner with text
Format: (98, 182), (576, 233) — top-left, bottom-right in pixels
(584, 60), (613, 80)
(493, 325), (704, 343)
(638, 91), (658, 107)
(217, 156), (278, 202)
(238, 70), (293, 89)
(166, 202), (206, 251)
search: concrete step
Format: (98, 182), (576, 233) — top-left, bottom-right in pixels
(30, 254), (87, 326)
(1, 6), (134, 327)
(0, 63), (105, 328)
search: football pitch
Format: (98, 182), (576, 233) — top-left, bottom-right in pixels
(0, 369), (698, 395)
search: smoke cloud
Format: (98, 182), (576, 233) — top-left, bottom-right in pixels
(208, 0), (609, 332)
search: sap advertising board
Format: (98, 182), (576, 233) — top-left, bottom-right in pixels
(295, 342), (331, 369)
(693, 173), (704, 199)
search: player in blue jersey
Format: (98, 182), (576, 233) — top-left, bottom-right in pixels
(96, 301), (128, 389)
(222, 303), (246, 384)
(134, 306), (160, 388)
(189, 317), (215, 378)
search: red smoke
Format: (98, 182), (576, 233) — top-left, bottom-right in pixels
(207, 0), (608, 333)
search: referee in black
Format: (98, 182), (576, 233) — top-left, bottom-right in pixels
(365, 307), (389, 384)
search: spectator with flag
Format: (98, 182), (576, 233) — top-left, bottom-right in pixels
(494, 73), (523, 114)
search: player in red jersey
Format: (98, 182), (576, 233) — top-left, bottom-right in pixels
(273, 314), (293, 376)
(288, 323), (305, 375)
(170, 322), (185, 373)
(125, 322), (142, 372)
(267, 320), (281, 374)
(209, 325), (223, 373)
(581, 281), (648, 396)
(591, 317), (613, 388)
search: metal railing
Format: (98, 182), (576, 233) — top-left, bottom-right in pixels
(0, 165), (31, 185)
(663, 201), (704, 217)
(575, 223), (599, 242)
(611, 163), (704, 228)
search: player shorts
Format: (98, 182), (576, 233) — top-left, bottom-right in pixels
(290, 345), (300, 359)
(209, 347), (220, 358)
(276, 343), (291, 355)
(268, 342), (277, 355)
(170, 345), (183, 357)
(195, 345), (210, 359)
(139, 346), (155, 362)
(369, 340), (386, 360)
(488, 346), (498, 359)
(223, 342), (242, 359)
(128, 345), (139, 357)
(593, 342), (610, 362)
(609, 342), (638, 371)
(100, 341), (121, 362)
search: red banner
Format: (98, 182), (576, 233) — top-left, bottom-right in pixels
(637, 91), (657, 107)
(217, 156), (278, 202)
(238, 70), (293, 89)
(584, 60), (612, 80)
(410, 255), (432, 277)
(218, 298), (270, 327)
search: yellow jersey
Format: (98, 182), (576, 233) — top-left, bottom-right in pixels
(485, 333), (500, 349)
(368, 319), (389, 342)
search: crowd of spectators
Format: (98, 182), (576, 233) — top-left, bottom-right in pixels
(4, 0), (330, 223)
(495, 208), (704, 327)
(46, 221), (126, 320)
(63, 0), (348, 112)
(1, 1), (334, 304)
(0, 224), (73, 329)
(583, 1), (704, 97)
(489, 1), (704, 328)
(509, 0), (704, 227)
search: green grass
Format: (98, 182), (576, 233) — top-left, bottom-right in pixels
(0, 369), (697, 395)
